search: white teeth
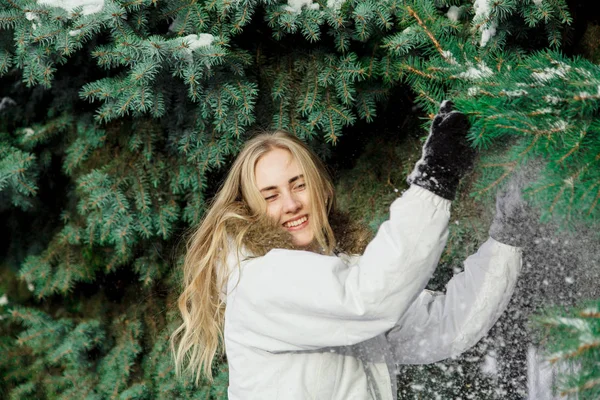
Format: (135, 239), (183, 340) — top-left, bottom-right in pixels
(284, 216), (307, 228)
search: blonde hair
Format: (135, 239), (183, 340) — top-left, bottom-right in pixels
(170, 131), (337, 383)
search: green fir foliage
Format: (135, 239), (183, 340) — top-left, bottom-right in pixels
(532, 301), (600, 399)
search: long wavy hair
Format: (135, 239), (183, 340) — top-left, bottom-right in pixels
(170, 131), (352, 383)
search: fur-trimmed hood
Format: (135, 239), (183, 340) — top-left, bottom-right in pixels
(224, 209), (373, 258)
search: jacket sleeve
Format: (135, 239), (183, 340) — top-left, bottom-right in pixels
(224, 185), (451, 352)
(385, 238), (522, 364)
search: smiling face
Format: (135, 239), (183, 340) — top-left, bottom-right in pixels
(254, 147), (315, 248)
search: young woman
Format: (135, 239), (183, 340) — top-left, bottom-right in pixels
(172, 102), (524, 399)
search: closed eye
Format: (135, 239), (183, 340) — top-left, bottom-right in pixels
(265, 194), (277, 201)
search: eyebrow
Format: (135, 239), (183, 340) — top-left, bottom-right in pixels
(259, 174), (304, 192)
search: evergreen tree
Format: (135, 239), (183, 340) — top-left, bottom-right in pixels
(1, 0), (599, 398)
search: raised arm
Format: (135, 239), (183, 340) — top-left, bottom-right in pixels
(385, 238), (522, 364)
(386, 182), (527, 364)
(225, 102), (476, 353)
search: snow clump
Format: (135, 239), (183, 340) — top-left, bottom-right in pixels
(467, 86), (481, 96)
(326, 0), (344, 12)
(456, 61), (493, 80)
(285, 0), (319, 14)
(181, 34), (214, 52)
(0, 294), (8, 306)
(473, 0), (497, 47)
(544, 95), (563, 104)
(441, 50), (458, 65)
(178, 34), (215, 64)
(552, 120), (568, 131)
(501, 89), (528, 97)
(25, 11), (40, 30)
(446, 5), (462, 22)
(23, 128), (35, 138)
(37, 0), (105, 15)
(531, 62), (571, 82)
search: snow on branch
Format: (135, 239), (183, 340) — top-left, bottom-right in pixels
(37, 0), (104, 15)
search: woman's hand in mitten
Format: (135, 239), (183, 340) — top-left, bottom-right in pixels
(407, 100), (477, 200)
(489, 181), (529, 248)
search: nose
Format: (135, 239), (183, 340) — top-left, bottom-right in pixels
(282, 191), (302, 214)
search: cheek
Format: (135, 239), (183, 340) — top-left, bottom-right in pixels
(301, 191), (312, 210)
(265, 203), (281, 222)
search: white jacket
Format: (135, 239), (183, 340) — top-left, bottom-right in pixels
(222, 186), (522, 399)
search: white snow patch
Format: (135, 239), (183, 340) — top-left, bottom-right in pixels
(575, 67), (592, 78)
(0, 294), (7, 306)
(534, 108), (552, 114)
(565, 276), (574, 284)
(23, 127), (35, 138)
(480, 22), (497, 47)
(473, 0), (497, 47)
(501, 89), (528, 97)
(178, 33), (215, 64)
(285, 0), (319, 14)
(326, 0), (344, 12)
(533, 0), (543, 5)
(447, 5), (462, 22)
(552, 120), (568, 131)
(181, 33), (214, 51)
(441, 50), (458, 65)
(27, 282), (34, 292)
(544, 95), (562, 104)
(532, 63), (571, 82)
(563, 177), (574, 187)
(473, 0), (491, 20)
(457, 61), (493, 80)
(25, 11), (40, 30)
(577, 90), (599, 100)
(467, 86), (481, 96)
(69, 29), (81, 36)
(37, 0), (105, 15)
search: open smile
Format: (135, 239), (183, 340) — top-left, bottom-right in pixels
(283, 215), (309, 230)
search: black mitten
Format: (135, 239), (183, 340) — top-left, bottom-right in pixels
(407, 101), (476, 200)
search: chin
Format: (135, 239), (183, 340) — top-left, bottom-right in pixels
(292, 236), (315, 249)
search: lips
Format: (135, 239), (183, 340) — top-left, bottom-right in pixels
(283, 215), (308, 229)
